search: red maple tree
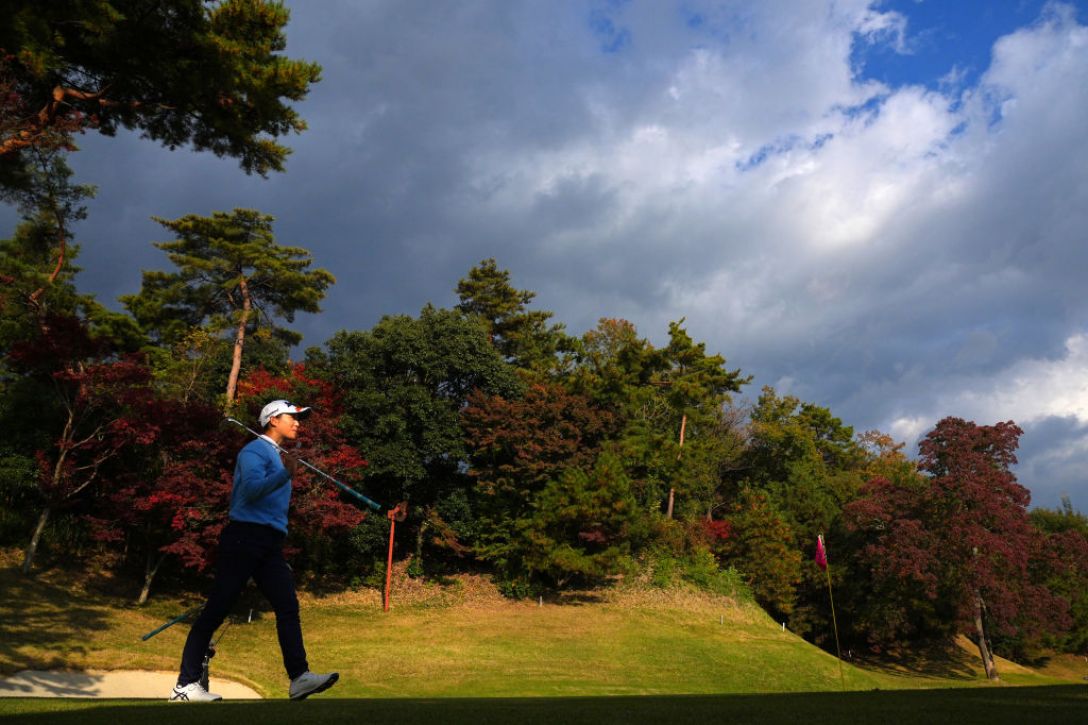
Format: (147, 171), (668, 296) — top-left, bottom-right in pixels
(84, 364), (368, 601)
(11, 314), (155, 574)
(88, 396), (235, 601)
(845, 417), (1064, 679)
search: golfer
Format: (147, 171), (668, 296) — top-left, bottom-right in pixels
(170, 400), (339, 702)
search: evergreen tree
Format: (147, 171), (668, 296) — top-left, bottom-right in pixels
(311, 305), (520, 568)
(0, 152), (140, 562)
(463, 381), (617, 583)
(456, 258), (570, 373)
(520, 451), (645, 589)
(569, 318), (660, 420)
(1029, 499), (1088, 654)
(719, 488), (802, 617)
(735, 387), (872, 636)
(0, 0), (320, 176)
(0, 150), (137, 349)
(0, 150), (91, 321)
(122, 208), (334, 405)
(655, 320), (749, 518)
(570, 318), (748, 526)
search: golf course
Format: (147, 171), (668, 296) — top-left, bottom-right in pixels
(2, 556), (1086, 723)
(4, 4), (1088, 723)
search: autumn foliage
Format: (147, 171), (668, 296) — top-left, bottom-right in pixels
(2, 230), (1087, 673)
(844, 418), (1072, 674)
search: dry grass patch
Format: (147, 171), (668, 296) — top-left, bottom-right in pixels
(1030, 653), (1088, 682)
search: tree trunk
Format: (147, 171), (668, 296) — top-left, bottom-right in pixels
(22, 506), (51, 575)
(974, 591), (999, 681)
(23, 404), (75, 575)
(27, 158), (80, 308)
(137, 551), (167, 605)
(0, 85), (107, 156)
(225, 275), (252, 405)
(666, 414), (687, 519)
(415, 522), (427, 560)
(27, 230), (66, 307)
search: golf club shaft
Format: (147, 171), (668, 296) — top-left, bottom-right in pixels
(142, 606), (202, 641)
(225, 417), (382, 511)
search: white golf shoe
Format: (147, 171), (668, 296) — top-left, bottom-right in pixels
(169, 682), (223, 702)
(289, 670), (339, 700)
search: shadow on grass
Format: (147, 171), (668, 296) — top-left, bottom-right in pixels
(856, 638), (981, 681)
(1, 687), (1086, 725)
(0, 671), (133, 698)
(551, 591), (607, 605)
(0, 566), (112, 683)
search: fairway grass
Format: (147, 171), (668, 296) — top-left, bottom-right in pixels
(0, 557), (1077, 705)
(2, 687), (1087, 725)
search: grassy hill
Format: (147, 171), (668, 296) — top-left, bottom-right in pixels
(0, 554), (1076, 701)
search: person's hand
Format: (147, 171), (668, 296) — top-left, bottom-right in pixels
(282, 452), (299, 477)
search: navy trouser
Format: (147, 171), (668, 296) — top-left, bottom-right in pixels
(178, 520), (309, 685)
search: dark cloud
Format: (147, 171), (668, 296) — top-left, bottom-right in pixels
(3, 1), (1086, 509)
(1015, 416), (1088, 510)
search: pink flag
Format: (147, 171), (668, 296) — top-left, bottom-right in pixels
(815, 534), (828, 571)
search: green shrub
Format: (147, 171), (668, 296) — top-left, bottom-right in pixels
(496, 576), (539, 600)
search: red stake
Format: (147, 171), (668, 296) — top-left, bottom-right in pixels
(383, 502), (408, 612)
(384, 518), (395, 612)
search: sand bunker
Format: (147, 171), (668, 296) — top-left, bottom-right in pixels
(0, 669), (261, 699)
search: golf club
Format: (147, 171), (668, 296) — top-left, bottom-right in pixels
(141, 605), (230, 690)
(141, 605), (203, 641)
(225, 417), (382, 511)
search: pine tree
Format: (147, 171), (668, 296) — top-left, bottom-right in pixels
(456, 258), (569, 373)
(122, 208), (334, 405)
(1, 1), (320, 176)
(655, 320), (749, 517)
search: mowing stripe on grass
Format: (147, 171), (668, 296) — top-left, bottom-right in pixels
(1, 687), (1087, 725)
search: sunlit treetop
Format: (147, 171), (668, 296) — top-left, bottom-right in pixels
(0, 0), (320, 176)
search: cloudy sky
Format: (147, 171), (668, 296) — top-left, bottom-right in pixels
(3, 0), (1086, 508)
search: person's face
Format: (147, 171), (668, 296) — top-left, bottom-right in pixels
(267, 413), (300, 442)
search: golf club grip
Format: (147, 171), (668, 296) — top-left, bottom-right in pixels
(224, 418), (383, 511)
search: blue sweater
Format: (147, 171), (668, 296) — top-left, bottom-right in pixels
(230, 436), (292, 534)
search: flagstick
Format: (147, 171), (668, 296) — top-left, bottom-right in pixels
(824, 561), (846, 692)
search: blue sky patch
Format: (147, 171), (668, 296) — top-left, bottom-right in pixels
(853, 0), (1088, 91)
(736, 133), (836, 172)
(589, 4), (632, 54)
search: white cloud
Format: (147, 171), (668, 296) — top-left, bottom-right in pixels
(893, 331), (1088, 507)
(889, 415), (930, 445)
(950, 334), (1088, 426)
(855, 8), (910, 54)
(6, 1), (1086, 506)
(881, 330), (1088, 435)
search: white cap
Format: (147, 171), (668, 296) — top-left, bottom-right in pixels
(259, 399), (312, 427)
